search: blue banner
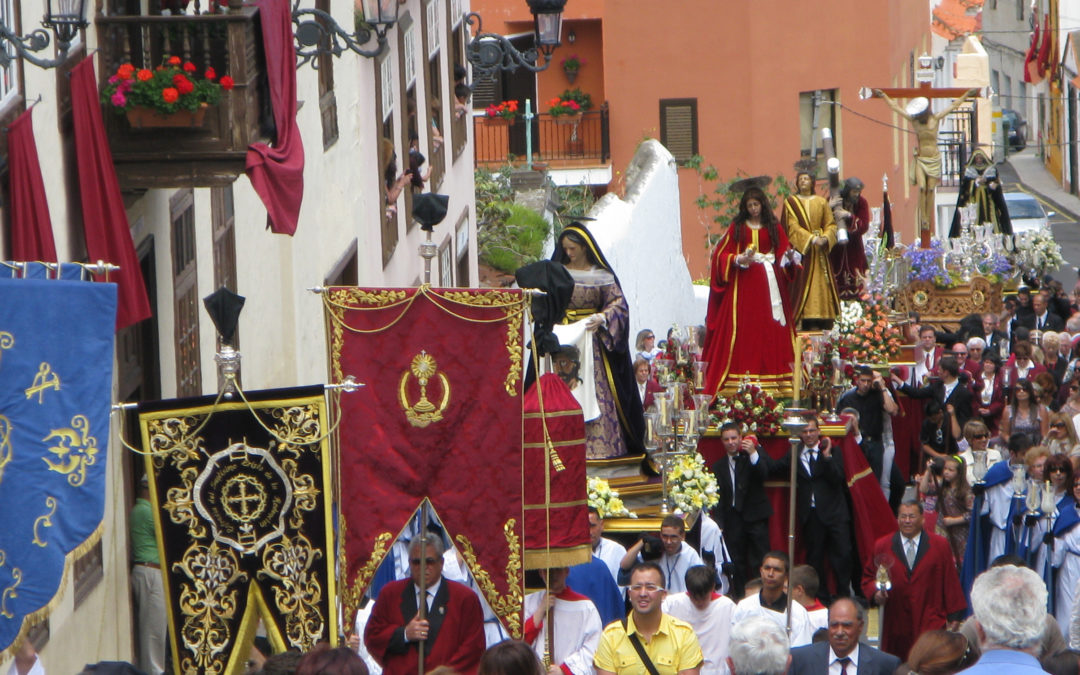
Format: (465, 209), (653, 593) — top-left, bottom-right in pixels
(0, 277), (116, 655)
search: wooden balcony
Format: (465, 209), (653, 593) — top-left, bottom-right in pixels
(96, 8), (271, 190)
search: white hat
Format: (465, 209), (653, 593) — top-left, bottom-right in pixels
(905, 97), (930, 117)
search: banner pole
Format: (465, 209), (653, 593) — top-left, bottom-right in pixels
(418, 503), (428, 675)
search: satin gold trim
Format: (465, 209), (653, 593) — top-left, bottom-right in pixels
(523, 409), (582, 419)
(522, 438), (586, 449)
(522, 499), (588, 510)
(847, 467), (874, 488)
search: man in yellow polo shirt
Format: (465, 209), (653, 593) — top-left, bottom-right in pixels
(594, 561), (704, 675)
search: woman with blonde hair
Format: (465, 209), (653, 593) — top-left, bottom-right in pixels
(1047, 412), (1080, 457)
(1000, 379), (1049, 445)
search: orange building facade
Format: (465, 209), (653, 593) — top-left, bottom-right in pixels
(472, 0), (933, 278)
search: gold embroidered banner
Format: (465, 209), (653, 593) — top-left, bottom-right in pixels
(137, 386), (336, 675)
(325, 286), (527, 636)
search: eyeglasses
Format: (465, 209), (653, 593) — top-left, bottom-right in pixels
(1050, 467), (1068, 473)
(409, 557), (438, 565)
(1052, 422), (1068, 428)
(629, 583), (665, 593)
(972, 433), (989, 440)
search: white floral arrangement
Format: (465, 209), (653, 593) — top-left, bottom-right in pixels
(835, 300), (864, 334)
(1015, 228), (1064, 277)
(587, 476), (635, 518)
(667, 452), (720, 516)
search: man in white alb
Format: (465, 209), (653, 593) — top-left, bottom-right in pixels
(523, 566), (603, 675)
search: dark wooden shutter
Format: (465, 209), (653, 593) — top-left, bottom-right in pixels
(659, 98), (698, 164)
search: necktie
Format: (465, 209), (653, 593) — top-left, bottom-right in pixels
(838, 657), (852, 675)
(926, 354), (932, 370)
(905, 539), (916, 568)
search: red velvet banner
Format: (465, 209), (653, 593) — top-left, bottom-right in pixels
(8, 108), (57, 262)
(327, 287), (527, 636)
(522, 374), (591, 569)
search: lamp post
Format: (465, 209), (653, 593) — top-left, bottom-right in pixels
(466, 0), (567, 80)
(292, 0), (400, 67)
(0, 0), (87, 70)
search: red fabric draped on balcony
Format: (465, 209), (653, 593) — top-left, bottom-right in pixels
(8, 108), (57, 262)
(245, 0), (305, 236)
(71, 57), (152, 330)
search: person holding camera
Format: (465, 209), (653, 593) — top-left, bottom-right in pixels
(918, 455), (973, 568)
(618, 515), (703, 594)
(709, 422), (772, 599)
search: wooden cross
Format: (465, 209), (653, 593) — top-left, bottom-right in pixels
(867, 81), (980, 247)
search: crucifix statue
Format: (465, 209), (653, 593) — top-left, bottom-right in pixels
(868, 85), (980, 247)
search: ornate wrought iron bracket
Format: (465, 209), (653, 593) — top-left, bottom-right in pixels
(292, 7), (385, 69)
(0, 26), (73, 70)
(465, 12), (551, 81)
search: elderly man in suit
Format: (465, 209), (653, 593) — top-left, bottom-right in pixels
(709, 422), (772, 598)
(789, 597), (901, 675)
(365, 535), (486, 675)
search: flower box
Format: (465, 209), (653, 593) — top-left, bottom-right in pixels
(125, 103), (208, 129)
(484, 116), (512, 127)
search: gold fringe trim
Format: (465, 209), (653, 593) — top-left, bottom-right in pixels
(0, 520), (104, 661)
(522, 410), (582, 419)
(522, 438), (586, 449)
(522, 544), (592, 570)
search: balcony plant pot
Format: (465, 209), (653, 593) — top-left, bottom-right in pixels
(484, 117), (512, 127)
(553, 112), (582, 125)
(564, 68), (577, 84)
(566, 139), (585, 156)
(125, 103), (209, 129)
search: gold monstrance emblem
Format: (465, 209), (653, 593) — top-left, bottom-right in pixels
(399, 351), (451, 428)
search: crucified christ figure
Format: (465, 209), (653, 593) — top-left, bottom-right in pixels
(873, 87), (979, 242)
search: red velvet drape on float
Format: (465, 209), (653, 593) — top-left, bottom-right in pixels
(70, 58), (152, 330)
(327, 287), (527, 636)
(700, 432), (893, 568)
(245, 0), (304, 236)
(8, 108), (57, 262)
(522, 374), (591, 570)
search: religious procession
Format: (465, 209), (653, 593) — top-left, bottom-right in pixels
(3, 0), (1080, 674)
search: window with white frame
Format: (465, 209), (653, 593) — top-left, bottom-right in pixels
(403, 23), (417, 88)
(381, 55), (394, 120)
(450, 0), (461, 27)
(0, 0), (18, 106)
(426, 0), (440, 59)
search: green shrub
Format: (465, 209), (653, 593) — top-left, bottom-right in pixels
(480, 203), (551, 273)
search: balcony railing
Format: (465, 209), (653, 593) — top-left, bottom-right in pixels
(96, 7), (271, 190)
(473, 103), (610, 166)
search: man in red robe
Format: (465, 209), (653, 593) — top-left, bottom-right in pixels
(365, 535), (486, 675)
(862, 501), (966, 660)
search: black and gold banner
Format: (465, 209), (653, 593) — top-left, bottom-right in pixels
(137, 386), (336, 675)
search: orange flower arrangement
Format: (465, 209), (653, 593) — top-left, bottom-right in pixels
(484, 99), (519, 120)
(836, 293), (902, 364)
(101, 56), (233, 115)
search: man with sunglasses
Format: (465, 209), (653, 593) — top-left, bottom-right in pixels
(366, 535), (486, 675)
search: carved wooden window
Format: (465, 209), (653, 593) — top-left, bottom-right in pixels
(449, 19), (468, 161)
(210, 185), (240, 392)
(798, 89), (838, 164)
(316, 0), (338, 149)
(659, 98), (698, 164)
(426, 0), (440, 58)
(375, 52), (398, 266)
(438, 237), (452, 287)
(171, 189), (201, 398)
(454, 209), (469, 287)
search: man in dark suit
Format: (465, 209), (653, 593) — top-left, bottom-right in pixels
(894, 356), (973, 433)
(710, 422), (772, 598)
(982, 313), (1009, 360)
(771, 415), (852, 600)
(789, 597), (901, 675)
(1026, 291), (1065, 332)
(365, 535), (486, 675)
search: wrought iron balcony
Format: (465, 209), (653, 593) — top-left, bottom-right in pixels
(96, 7), (271, 190)
(473, 103), (610, 167)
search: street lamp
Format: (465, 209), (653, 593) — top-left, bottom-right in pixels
(292, 0), (400, 68)
(466, 0), (568, 80)
(0, 0), (88, 70)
